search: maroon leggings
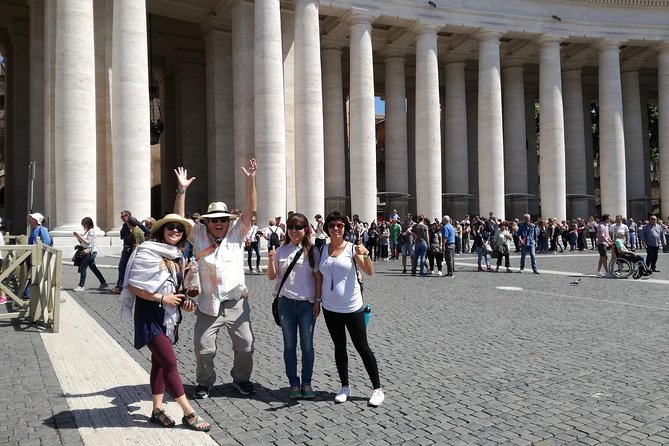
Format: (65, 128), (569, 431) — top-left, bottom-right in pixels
(147, 333), (185, 399)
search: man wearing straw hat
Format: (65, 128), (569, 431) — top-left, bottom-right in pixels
(174, 159), (257, 399)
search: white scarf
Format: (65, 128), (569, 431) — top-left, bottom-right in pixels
(121, 241), (183, 343)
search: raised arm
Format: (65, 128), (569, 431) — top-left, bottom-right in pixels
(173, 167), (196, 217)
(240, 158), (257, 230)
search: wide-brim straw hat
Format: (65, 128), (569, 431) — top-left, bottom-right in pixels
(199, 202), (238, 219)
(151, 213), (193, 240)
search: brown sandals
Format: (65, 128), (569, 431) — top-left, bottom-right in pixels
(149, 408), (175, 428)
(182, 412), (211, 432)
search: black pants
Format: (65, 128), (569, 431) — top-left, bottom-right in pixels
(323, 307), (381, 389)
(247, 241), (260, 271)
(427, 249), (443, 272)
(646, 246), (660, 271)
(496, 248), (510, 268)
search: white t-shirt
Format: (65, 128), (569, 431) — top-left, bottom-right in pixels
(80, 229), (99, 253)
(610, 223), (629, 243)
(190, 218), (247, 316)
(272, 243), (320, 302)
(319, 242), (363, 313)
(263, 226), (285, 243)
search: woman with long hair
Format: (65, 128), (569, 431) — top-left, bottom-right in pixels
(319, 211), (384, 407)
(73, 217), (108, 291)
(267, 213), (322, 399)
(121, 214), (210, 432)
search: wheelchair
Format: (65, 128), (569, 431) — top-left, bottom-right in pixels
(608, 246), (648, 279)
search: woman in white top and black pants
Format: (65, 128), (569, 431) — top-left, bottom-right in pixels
(267, 213), (322, 399)
(319, 211), (384, 407)
(73, 217), (108, 291)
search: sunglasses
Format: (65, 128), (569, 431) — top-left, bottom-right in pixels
(208, 217), (229, 223)
(287, 225), (305, 231)
(328, 223), (345, 230)
(165, 222), (186, 233)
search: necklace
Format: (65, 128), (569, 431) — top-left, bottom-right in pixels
(326, 242), (347, 291)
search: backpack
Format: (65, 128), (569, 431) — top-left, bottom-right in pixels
(269, 227), (280, 249)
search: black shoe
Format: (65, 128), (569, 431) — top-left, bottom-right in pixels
(533, 271), (540, 274)
(652, 269), (660, 272)
(191, 385), (212, 399)
(232, 381), (255, 396)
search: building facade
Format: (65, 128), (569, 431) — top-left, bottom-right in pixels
(0, 0), (668, 234)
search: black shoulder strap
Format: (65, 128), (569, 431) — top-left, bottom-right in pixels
(277, 248), (303, 297)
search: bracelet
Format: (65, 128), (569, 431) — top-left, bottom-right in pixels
(176, 188), (186, 195)
(314, 298), (322, 303)
(158, 294), (164, 307)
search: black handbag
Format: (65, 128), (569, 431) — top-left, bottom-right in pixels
(272, 248), (303, 326)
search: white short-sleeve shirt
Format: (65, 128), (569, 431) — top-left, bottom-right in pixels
(272, 243), (320, 302)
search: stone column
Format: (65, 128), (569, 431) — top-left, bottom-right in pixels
(444, 52), (468, 197)
(476, 31), (505, 219)
(348, 9), (378, 224)
(111, 0), (150, 226)
(203, 17), (235, 205)
(383, 45), (409, 195)
(157, 68), (177, 215)
(282, 10), (295, 213)
(621, 62), (645, 218)
(255, 0), (286, 225)
(414, 24), (442, 218)
(44, 0), (57, 224)
(322, 38), (347, 201)
(294, 0), (324, 220)
(583, 93), (596, 217)
(407, 82), (417, 201)
(29, 0), (46, 215)
(232, 0), (255, 208)
(53, 0), (97, 233)
(537, 35), (566, 221)
(657, 44), (669, 216)
(597, 39), (627, 217)
(466, 84), (479, 204)
(502, 60), (527, 218)
(562, 66), (587, 219)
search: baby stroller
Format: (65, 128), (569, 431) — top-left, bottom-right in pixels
(608, 244), (649, 279)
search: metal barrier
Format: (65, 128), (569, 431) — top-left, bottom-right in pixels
(0, 235), (62, 332)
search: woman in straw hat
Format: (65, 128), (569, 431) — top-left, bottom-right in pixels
(120, 214), (210, 432)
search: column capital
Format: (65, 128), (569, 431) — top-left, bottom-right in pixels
(381, 43), (411, 59)
(502, 56), (525, 70)
(201, 15), (232, 35)
(475, 30), (502, 43)
(321, 35), (347, 50)
(442, 50), (469, 65)
(621, 60), (642, 73)
(594, 38), (622, 52)
(533, 34), (564, 48)
(561, 60), (583, 72)
(346, 8), (378, 26)
(410, 22), (441, 36)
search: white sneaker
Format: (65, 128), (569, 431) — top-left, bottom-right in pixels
(255, 268), (263, 273)
(73, 286), (85, 292)
(334, 386), (350, 403)
(368, 388), (385, 407)
(437, 271), (443, 276)
(597, 271), (606, 277)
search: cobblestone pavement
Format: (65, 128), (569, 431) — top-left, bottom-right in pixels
(4, 249), (669, 445)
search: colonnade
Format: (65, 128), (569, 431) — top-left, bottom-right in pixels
(2, 0), (668, 233)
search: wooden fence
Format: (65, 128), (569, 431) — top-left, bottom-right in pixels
(0, 235), (62, 332)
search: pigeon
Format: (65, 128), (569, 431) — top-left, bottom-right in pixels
(569, 278), (581, 286)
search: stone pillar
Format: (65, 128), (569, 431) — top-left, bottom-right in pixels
(583, 93), (596, 217)
(255, 0), (286, 225)
(657, 44), (669, 217)
(53, 0), (97, 233)
(444, 52), (468, 200)
(502, 60), (527, 219)
(294, 0), (324, 220)
(322, 38), (347, 201)
(621, 63), (645, 218)
(203, 17), (235, 205)
(537, 35), (566, 221)
(158, 68), (177, 215)
(526, 91), (539, 216)
(466, 84), (479, 204)
(175, 52), (207, 208)
(383, 45), (409, 195)
(414, 24), (442, 218)
(232, 0), (255, 208)
(562, 67), (587, 219)
(597, 39), (627, 217)
(640, 95), (651, 204)
(29, 0), (46, 215)
(44, 0), (57, 225)
(348, 9), (378, 224)
(111, 0), (150, 226)
(476, 31), (504, 219)
(282, 10), (295, 213)
(407, 82), (417, 202)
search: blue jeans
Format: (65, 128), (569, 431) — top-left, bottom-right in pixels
(78, 252), (107, 287)
(412, 240), (428, 275)
(476, 246), (490, 269)
(520, 244), (538, 272)
(278, 297), (316, 388)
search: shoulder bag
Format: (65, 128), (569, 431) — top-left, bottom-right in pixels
(272, 248), (303, 326)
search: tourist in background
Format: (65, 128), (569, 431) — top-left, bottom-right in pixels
(72, 217), (108, 292)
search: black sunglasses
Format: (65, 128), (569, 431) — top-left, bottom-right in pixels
(165, 222), (186, 233)
(287, 225), (305, 231)
(208, 217), (229, 223)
